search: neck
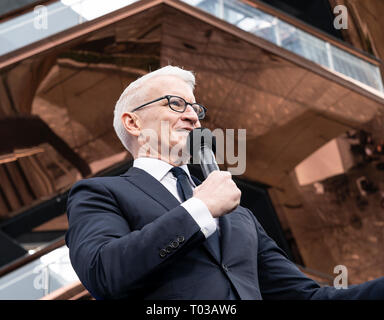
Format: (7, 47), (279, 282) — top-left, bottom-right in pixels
(134, 141), (190, 166)
(135, 152), (189, 167)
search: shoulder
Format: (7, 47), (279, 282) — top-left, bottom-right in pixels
(67, 176), (136, 205)
(69, 176), (125, 193)
(231, 205), (264, 231)
(66, 176), (130, 219)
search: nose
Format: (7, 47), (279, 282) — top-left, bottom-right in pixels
(181, 104), (199, 123)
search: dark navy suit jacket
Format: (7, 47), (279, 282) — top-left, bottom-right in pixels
(65, 166), (384, 299)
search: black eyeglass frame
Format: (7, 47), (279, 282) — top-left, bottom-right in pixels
(131, 95), (207, 120)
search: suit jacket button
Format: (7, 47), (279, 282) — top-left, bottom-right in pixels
(222, 264), (229, 272)
(165, 245), (173, 253)
(159, 249), (167, 258)
(170, 240), (179, 249)
(177, 236), (185, 243)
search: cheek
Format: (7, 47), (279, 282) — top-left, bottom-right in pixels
(142, 112), (182, 145)
(169, 130), (188, 147)
(141, 112), (163, 133)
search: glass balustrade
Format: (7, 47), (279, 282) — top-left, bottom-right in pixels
(183, 0), (384, 93)
(0, 246), (78, 299)
(0, 0), (382, 92)
(0, 0), (138, 56)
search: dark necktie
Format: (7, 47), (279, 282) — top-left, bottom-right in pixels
(170, 167), (221, 261)
(170, 167), (194, 201)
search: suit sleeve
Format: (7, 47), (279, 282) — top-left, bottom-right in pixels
(65, 179), (205, 299)
(252, 212), (384, 299)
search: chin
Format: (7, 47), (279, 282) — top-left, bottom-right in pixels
(169, 151), (190, 166)
(169, 137), (189, 164)
(171, 131), (189, 143)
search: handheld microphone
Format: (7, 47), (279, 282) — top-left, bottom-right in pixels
(187, 127), (219, 178)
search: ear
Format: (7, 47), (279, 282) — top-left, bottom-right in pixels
(122, 112), (141, 137)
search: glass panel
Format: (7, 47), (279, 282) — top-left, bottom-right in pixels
(182, 0), (383, 92)
(0, 1), (83, 55)
(0, 246), (78, 300)
(331, 45), (383, 90)
(278, 20), (330, 68)
(0, 0), (138, 56)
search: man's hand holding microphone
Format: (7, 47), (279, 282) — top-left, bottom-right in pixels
(187, 127), (241, 218)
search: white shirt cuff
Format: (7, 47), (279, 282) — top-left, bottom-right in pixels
(181, 197), (216, 238)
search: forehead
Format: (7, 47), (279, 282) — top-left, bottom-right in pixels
(144, 75), (195, 101)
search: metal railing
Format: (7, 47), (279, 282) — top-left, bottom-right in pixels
(182, 0), (383, 93)
(0, 0), (382, 91)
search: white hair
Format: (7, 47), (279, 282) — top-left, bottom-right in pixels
(113, 65), (196, 153)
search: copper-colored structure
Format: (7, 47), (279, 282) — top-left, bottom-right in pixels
(1, 0), (384, 299)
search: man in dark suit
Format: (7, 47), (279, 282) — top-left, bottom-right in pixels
(65, 66), (384, 300)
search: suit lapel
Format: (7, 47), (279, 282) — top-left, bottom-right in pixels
(121, 167), (181, 211)
(219, 214), (231, 262)
(201, 213), (232, 264)
(191, 174), (232, 263)
(122, 166), (232, 264)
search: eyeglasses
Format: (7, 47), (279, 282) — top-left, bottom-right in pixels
(131, 95), (207, 120)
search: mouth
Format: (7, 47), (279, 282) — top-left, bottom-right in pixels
(176, 127), (193, 132)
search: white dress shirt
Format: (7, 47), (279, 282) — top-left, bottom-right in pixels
(133, 157), (218, 237)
